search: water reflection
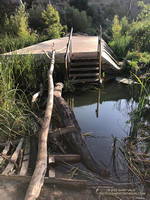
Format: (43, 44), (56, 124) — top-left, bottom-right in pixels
(95, 88), (101, 118)
(66, 83), (139, 177)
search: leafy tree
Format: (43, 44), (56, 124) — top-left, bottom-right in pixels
(29, 4), (45, 32)
(109, 15), (131, 59)
(70, 0), (89, 11)
(0, 3), (38, 53)
(41, 4), (63, 38)
(3, 3), (31, 39)
(87, 5), (102, 27)
(64, 6), (92, 33)
(129, 1), (150, 52)
(112, 15), (122, 38)
(0, 2), (16, 33)
(120, 16), (130, 35)
(16, 3), (31, 38)
(137, 1), (150, 21)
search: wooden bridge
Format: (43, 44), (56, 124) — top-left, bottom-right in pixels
(5, 28), (120, 84)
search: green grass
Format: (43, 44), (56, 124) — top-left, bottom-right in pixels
(0, 54), (47, 141)
(0, 34), (39, 54)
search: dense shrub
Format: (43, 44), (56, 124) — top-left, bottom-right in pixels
(129, 2), (150, 52)
(109, 16), (131, 59)
(126, 51), (150, 72)
(0, 34), (38, 54)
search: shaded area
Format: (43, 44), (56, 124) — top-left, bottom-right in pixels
(0, 176), (149, 200)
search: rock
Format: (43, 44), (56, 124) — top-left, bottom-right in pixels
(115, 77), (138, 85)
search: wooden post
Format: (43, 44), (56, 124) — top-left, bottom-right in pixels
(98, 25), (102, 84)
(69, 27), (73, 60)
(65, 27), (73, 80)
(24, 50), (55, 200)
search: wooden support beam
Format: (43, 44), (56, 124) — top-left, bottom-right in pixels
(70, 67), (99, 72)
(70, 78), (99, 84)
(48, 156), (55, 178)
(69, 73), (99, 77)
(48, 154), (81, 164)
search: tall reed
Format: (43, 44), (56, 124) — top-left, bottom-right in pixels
(0, 54), (45, 141)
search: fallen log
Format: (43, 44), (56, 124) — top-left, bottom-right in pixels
(24, 50), (55, 200)
(54, 83), (110, 177)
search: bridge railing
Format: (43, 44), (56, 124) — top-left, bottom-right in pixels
(97, 25), (102, 84)
(65, 28), (73, 79)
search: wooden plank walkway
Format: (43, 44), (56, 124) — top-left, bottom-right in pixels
(4, 36), (120, 70)
(0, 138), (82, 177)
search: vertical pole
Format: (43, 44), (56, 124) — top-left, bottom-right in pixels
(70, 27), (73, 57)
(65, 27), (73, 81)
(99, 25), (102, 84)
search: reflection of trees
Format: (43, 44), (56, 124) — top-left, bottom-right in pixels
(114, 98), (137, 117)
(66, 95), (74, 109)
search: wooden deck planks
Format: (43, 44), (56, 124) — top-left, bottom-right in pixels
(2, 138), (24, 175)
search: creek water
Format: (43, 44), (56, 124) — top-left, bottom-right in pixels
(68, 82), (139, 178)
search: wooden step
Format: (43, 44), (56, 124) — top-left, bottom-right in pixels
(70, 67), (99, 72)
(69, 73), (99, 78)
(71, 52), (97, 60)
(70, 78), (99, 84)
(71, 61), (99, 66)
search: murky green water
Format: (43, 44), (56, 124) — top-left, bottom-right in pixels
(69, 82), (139, 175)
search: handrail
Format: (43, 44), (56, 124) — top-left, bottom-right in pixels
(65, 28), (73, 80)
(97, 25), (102, 84)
